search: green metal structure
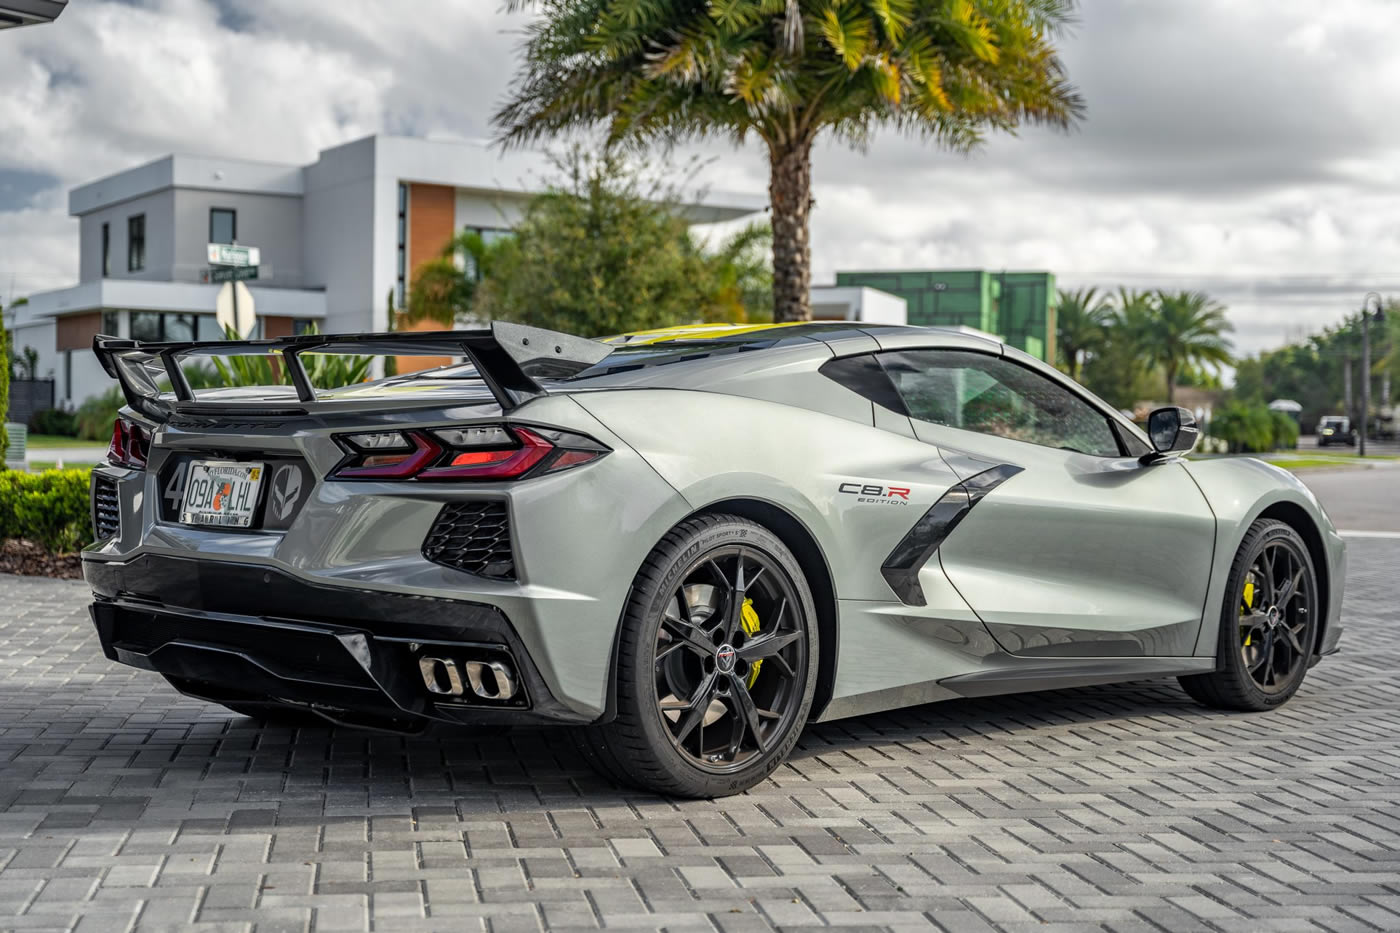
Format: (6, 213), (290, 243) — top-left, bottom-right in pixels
(835, 269), (1057, 362)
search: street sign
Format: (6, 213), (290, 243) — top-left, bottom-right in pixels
(215, 282), (256, 338)
(208, 265), (259, 283)
(207, 244), (260, 267)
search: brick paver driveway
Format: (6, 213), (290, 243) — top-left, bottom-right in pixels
(1, 539), (1397, 932)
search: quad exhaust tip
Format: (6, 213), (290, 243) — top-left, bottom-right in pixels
(418, 656), (518, 701)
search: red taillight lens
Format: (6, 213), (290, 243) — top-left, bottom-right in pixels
(333, 432), (443, 479)
(417, 427), (553, 480)
(106, 418), (149, 470)
(107, 420), (126, 465)
(329, 424), (608, 481)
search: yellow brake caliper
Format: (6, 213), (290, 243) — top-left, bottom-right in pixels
(741, 598), (762, 687)
(1242, 580), (1255, 646)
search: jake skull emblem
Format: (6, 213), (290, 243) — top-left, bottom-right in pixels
(269, 464), (303, 522)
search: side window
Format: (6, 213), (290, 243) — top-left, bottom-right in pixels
(882, 350), (1123, 457)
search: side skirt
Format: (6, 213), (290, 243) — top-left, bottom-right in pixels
(813, 656), (1215, 722)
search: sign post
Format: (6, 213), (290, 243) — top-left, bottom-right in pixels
(207, 244), (261, 337)
(215, 282), (256, 338)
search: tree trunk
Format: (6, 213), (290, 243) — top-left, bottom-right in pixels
(768, 139), (813, 322)
(1165, 362), (1176, 405)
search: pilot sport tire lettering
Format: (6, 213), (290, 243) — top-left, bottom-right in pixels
(1179, 518), (1319, 712)
(574, 514), (818, 798)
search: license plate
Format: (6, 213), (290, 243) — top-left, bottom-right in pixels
(180, 460), (265, 528)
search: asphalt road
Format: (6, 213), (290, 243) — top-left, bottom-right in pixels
(1, 539), (1398, 931)
(1296, 465), (1400, 533)
(1298, 434), (1400, 458)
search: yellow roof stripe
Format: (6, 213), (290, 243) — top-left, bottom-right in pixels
(604, 322), (811, 346)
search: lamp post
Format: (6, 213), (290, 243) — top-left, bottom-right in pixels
(1360, 291), (1383, 458)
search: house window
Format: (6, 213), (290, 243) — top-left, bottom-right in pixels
(209, 208), (236, 245)
(129, 311), (245, 342)
(101, 222), (110, 277)
(101, 310), (121, 336)
(395, 183), (408, 308)
(163, 313), (197, 343)
(130, 310), (162, 341)
(127, 214), (146, 271)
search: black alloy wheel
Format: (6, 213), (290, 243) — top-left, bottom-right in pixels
(574, 514), (818, 797)
(1236, 536), (1316, 694)
(653, 545), (808, 773)
(1180, 518), (1320, 711)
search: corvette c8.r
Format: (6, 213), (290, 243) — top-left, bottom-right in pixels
(84, 321), (1344, 797)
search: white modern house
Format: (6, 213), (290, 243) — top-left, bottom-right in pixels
(11, 135), (766, 406)
(12, 134), (908, 409)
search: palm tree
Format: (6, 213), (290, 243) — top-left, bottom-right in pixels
(494, 0), (1083, 321)
(1055, 286), (1110, 381)
(406, 231), (504, 328)
(1145, 290), (1234, 404)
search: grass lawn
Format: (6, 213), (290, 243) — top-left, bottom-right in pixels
(27, 461), (98, 472)
(24, 434), (104, 449)
(1265, 457), (1390, 471)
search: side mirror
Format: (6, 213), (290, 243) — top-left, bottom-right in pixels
(1143, 406), (1199, 463)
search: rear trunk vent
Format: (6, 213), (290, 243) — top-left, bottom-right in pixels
(93, 475), (121, 539)
(422, 502), (515, 579)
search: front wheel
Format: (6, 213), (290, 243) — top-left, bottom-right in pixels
(575, 514), (818, 798)
(1179, 518), (1319, 711)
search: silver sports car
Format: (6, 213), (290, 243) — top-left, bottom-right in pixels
(86, 321), (1345, 797)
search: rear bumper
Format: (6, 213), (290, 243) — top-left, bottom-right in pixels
(84, 553), (591, 727)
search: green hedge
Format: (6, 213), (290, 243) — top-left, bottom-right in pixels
(0, 469), (92, 553)
(28, 408), (79, 437)
(1210, 402), (1299, 453)
(1270, 409), (1300, 450)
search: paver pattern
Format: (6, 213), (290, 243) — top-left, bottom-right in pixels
(0, 539), (1396, 932)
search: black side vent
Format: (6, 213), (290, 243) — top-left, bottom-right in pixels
(93, 475), (121, 539)
(422, 502), (515, 579)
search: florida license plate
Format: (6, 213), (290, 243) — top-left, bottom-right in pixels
(180, 460), (265, 528)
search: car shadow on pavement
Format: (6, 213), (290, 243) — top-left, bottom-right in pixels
(0, 675), (1220, 810)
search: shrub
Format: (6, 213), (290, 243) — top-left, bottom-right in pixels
(0, 468), (92, 553)
(1270, 410), (1300, 450)
(76, 387), (124, 441)
(1209, 402), (1276, 453)
(28, 407), (79, 437)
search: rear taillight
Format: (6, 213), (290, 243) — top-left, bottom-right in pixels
(106, 417), (149, 470)
(329, 424), (608, 481)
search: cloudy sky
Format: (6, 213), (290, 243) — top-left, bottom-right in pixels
(3, 0), (1400, 357)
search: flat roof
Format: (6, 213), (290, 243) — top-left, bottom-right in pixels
(68, 135), (765, 222)
(13, 280), (327, 323)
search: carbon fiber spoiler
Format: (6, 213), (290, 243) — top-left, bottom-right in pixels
(92, 321), (613, 417)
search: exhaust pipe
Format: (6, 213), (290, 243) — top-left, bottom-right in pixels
(464, 660), (517, 700)
(416, 655), (518, 701)
(418, 657), (464, 695)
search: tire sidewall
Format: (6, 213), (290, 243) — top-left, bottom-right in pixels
(622, 517), (819, 797)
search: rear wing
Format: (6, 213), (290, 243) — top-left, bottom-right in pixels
(92, 321), (613, 417)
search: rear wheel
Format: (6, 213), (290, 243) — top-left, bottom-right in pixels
(576, 514), (818, 797)
(1179, 518), (1319, 711)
